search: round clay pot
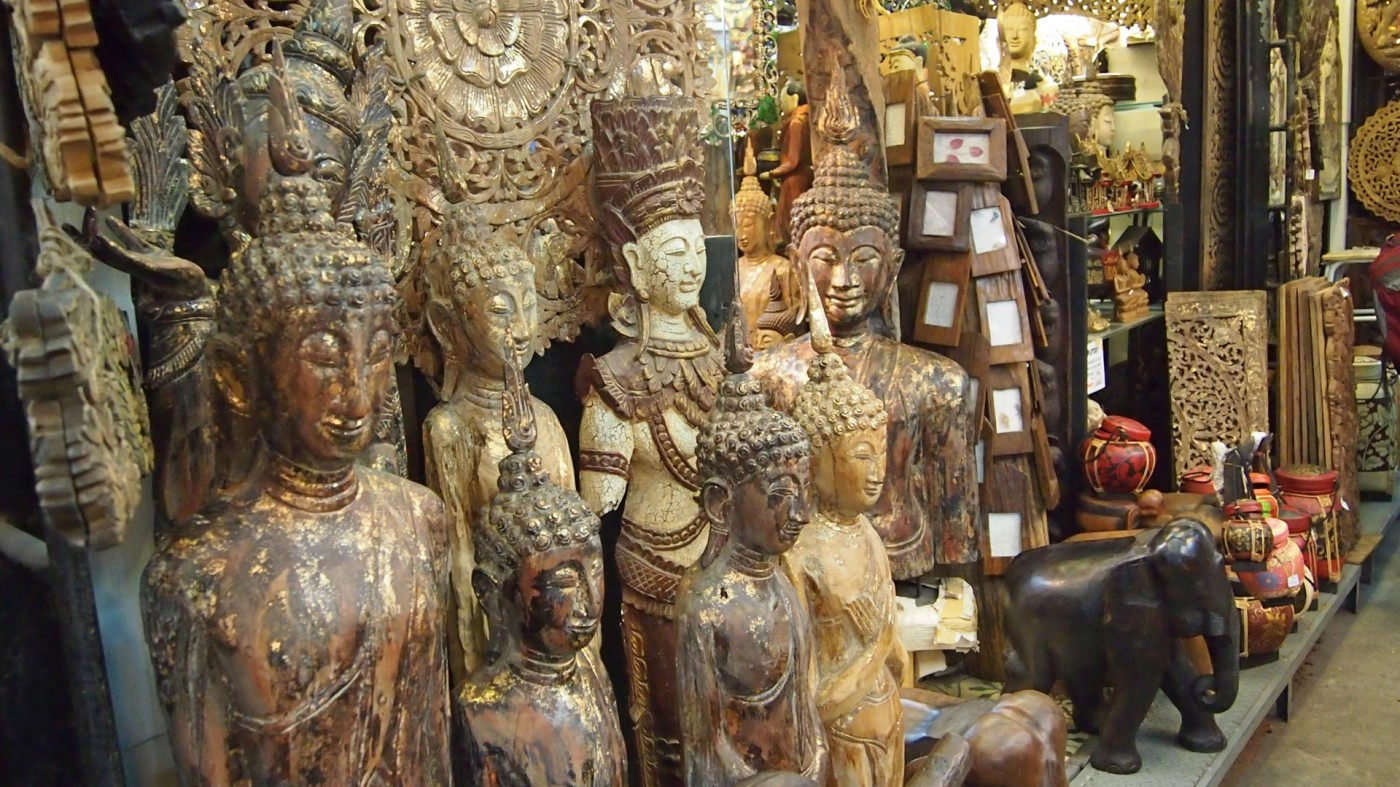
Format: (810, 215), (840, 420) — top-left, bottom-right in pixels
(1081, 415), (1157, 494)
(1180, 466), (1215, 495)
(1076, 490), (1140, 532)
(1221, 501), (1273, 563)
(1237, 517), (1305, 601)
(1241, 597), (1295, 658)
(1277, 505), (1312, 536)
(1276, 465), (1342, 581)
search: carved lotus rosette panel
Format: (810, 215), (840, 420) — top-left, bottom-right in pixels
(1165, 291), (1269, 481)
(1358, 0), (1400, 71)
(1349, 100), (1400, 223)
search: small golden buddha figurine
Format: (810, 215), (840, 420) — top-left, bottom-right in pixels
(141, 167), (450, 783)
(454, 347), (626, 786)
(736, 139), (804, 350)
(786, 285), (906, 786)
(754, 64), (980, 581)
(1112, 251), (1149, 323)
(580, 94), (725, 785)
(678, 310), (828, 786)
(419, 198), (574, 679)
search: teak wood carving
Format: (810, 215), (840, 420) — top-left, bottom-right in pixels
(736, 140), (805, 350)
(1165, 291), (1269, 483)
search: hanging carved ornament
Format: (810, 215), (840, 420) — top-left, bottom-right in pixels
(10, 0), (134, 207)
(1165, 291), (1269, 482)
(3, 213), (154, 550)
(1349, 100), (1400, 223)
(1358, 0), (1400, 71)
(972, 0), (1153, 28)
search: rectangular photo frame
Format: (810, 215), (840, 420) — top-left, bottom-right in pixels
(883, 70), (918, 167)
(987, 363), (1034, 456)
(906, 181), (971, 252)
(968, 189), (1021, 276)
(916, 116), (1007, 182)
(911, 251), (971, 347)
(974, 271), (1035, 366)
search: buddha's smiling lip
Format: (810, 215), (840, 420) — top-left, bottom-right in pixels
(566, 618), (599, 636)
(322, 415), (368, 439)
(864, 482), (884, 496)
(826, 293), (863, 308)
(780, 518), (806, 540)
(678, 281), (701, 293)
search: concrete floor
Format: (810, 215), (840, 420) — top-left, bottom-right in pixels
(1221, 530), (1400, 786)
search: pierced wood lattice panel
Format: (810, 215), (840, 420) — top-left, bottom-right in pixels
(1165, 291), (1270, 481)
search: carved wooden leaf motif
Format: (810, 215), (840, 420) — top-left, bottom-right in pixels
(968, 0), (1154, 27)
(1165, 291), (1269, 482)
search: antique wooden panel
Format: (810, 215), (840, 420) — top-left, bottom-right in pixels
(1165, 291), (1269, 481)
(1200, 0), (1238, 289)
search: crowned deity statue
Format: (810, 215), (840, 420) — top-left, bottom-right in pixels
(82, 0), (400, 527)
(454, 347), (626, 785)
(677, 306), (828, 786)
(579, 94), (725, 786)
(141, 152), (450, 784)
(736, 139), (804, 350)
(997, 2), (1056, 114)
(419, 197), (575, 681)
(785, 282), (906, 787)
(753, 65), (980, 582)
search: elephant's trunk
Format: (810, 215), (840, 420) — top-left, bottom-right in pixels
(1194, 611), (1241, 712)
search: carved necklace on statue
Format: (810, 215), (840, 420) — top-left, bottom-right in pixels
(265, 451), (361, 513)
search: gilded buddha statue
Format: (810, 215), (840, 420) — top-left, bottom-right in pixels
(753, 66), (980, 581)
(786, 283), (906, 786)
(454, 346), (626, 785)
(419, 198), (574, 680)
(677, 309), (828, 786)
(736, 139), (804, 349)
(579, 94), (724, 785)
(141, 153), (450, 784)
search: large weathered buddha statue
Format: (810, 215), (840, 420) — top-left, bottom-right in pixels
(753, 68), (980, 581)
(677, 312), (828, 786)
(579, 94), (724, 785)
(454, 349), (626, 785)
(736, 140), (804, 350)
(141, 161), (450, 784)
(786, 288), (906, 786)
(420, 199), (574, 680)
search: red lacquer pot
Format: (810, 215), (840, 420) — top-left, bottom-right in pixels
(1081, 416), (1157, 494)
(1180, 466), (1215, 495)
(1236, 515), (1305, 601)
(1276, 465), (1343, 581)
(1239, 597), (1295, 659)
(1221, 501), (1273, 563)
(1250, 473), (1280, 517)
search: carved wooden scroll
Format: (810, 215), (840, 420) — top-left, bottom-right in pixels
(1165, 291), (1269, 482)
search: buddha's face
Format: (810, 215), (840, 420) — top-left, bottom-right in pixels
(624, 217), (707, 315)
(236, 101), (352, 233)
(781, 89), (800, 116)
(813, 425), (888, 518)
(1001, 12), (1036, 60)
(1094, 106), (1117, 149)
(517, 542), (603, 657)
(730, 455), (812, 556)
(888, 49), (920, 73)
(459, 269), (538, 377)
(735, 207), (773, 257)
(799, 225), (895, 332)
(260, 306), (393, 470)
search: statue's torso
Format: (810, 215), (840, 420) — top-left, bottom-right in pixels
(143, 470), (449, 784)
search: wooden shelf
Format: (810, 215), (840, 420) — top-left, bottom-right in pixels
(1088, 306), (1164, 342)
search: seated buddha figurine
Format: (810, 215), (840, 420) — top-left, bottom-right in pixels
(786, 286), (907, 787)
(454, 347), (626, 785)
(736, 139), (804, 350)
(420, 199), (574, 679)
(1112, 251), (1149, 323)
(579, 94), (724, 784)
(141, 167), (450, 782)
(753, 66), (981, 581)
(678, 311), (828, 786)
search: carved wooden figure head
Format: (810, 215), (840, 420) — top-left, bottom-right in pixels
(789, 64), (902, 337)
(998, 2), (1039, 62)
(734, 141), (776, 258)
(473, 346), (604, 663)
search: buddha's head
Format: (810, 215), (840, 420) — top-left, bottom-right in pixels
(733, 142), (776, 258)
(791, 287), (889, 519)
(233, 0), (358, 233)
(780, 78), (807, 117)
(889, 36), (927, 74)
(1093, 104), (1117, 149)
(998, 2), (1038, 62)
(423, 203), (538, 386)
(591, 95), (709, 332)
(212, 172), (396, 474)
(789, 65), (902, 335)
(695, 313), (813, 563)
(474, 355), (603, 661)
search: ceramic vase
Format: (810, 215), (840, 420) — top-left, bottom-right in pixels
(1081, 415), (1156, 494)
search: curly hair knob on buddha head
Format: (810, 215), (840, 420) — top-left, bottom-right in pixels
(696, 377), (811, 486)
(424, 202), (533, 302)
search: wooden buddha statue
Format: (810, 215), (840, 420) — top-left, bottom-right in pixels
(579, 94), (724, 785)
(141, 165), (450, 783)
(786, 286), (906, 786)
(677, 313), (828, 785)
(454, 348), (626, 785)
(753, 67), (981, 581)
(736, 139), (804, 350)
(420, 199), (574, 679)
(1112, 251), (1149, 323)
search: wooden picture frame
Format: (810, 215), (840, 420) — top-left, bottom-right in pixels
(906, 181), (971, 251)
(911, 251), (971, 347)
(968, 188), (1021, 276)
(975, 271), (1035, 365)
(988, 363), (1034, 456)
(916, 116), (1007, 182)
(883, 70), (918, 167)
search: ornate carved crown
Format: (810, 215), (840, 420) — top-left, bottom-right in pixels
(237, 0), (356, 138)
(732, 138), (771, 220)
(590, 95), (706, 251)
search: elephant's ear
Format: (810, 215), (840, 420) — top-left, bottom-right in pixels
(1103, 554), (1170, 644)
